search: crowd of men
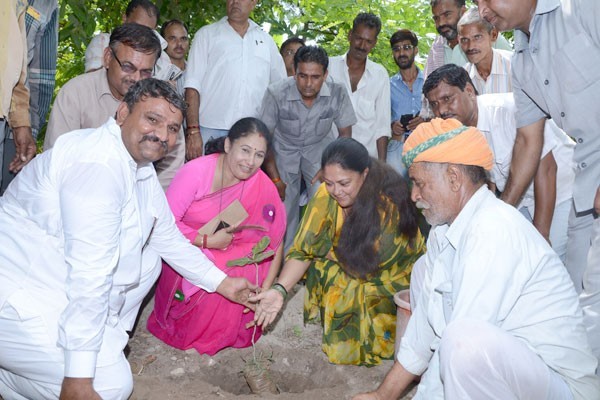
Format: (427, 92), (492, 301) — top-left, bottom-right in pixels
(0, 0), (599, 398)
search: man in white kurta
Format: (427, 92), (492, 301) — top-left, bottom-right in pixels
(328, 13), (390, 160)
(422, 63), (575, 261)
(0, 79), (254, 400)
(183, 0), (286, 160)
(352, 118), (599, 400)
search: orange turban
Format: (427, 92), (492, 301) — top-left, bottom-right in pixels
(402, 118), (493, 170)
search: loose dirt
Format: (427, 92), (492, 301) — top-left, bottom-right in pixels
(128, 285), (417, 399)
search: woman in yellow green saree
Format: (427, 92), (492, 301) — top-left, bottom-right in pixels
(252, 138), (425, 366)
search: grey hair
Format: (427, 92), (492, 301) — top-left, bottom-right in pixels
(457, 7), (494, 33)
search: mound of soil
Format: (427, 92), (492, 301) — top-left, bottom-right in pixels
(128, 285), (417, 399)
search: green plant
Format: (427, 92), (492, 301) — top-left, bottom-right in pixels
(227, 236), (279, 394)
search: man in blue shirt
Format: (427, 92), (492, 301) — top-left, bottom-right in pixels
(388, 29), (426, 177)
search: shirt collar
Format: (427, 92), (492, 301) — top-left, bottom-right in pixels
(222, 16), (260, 32)
(535, 0), (561, 15)
(444, 185), (491, 249)
(341, 52), (375, 76)
(514, 0), (561, 52)
(106, 117), (156, 181)
(287, 77), (332, 102)
(490, 49), (504, 76)
(394, 66), (424, 84)
(97, 68), (121, 103)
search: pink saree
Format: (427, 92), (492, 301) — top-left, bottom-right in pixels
(147, 154), (286, 355)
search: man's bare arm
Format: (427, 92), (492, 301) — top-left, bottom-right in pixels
(501, 118), (545, 206)
(352, 361), (416, 400)
(338, 126), (352, 138)
(376, 136), (388, 162)
(184, 88), (203, 161)
(263, 149), (286, 200)
(533, 151), (557, 242)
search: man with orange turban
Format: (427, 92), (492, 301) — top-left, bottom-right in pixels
(353, 120), (599, 400)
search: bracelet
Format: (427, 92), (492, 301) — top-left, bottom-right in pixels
(202, 234), (208, 249)
(271, 177), (282, 184)
(186, 125), (200, 130)
(185, 130), (200, 138)
(270, 283), (288, 300)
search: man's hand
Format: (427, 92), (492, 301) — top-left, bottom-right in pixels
(248, 288), (285, 328)
(59, 377), (101, 400)
(185, 132), (203, 161)
(9, 126), (36, 173)
(216, 277), (258, 309)
(594, 185), (600, 215)
(501, 118), (545, 206)
(406, 115), (424, 132)
(274, 179), (286, 201)
(391, 120), (406, 138)
(311, 169), (323, 185)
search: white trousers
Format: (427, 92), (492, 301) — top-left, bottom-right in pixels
(0, 252), (161, 400)
(580, 216), (600, 375)
(0, 289), (133, 400)
(409, 259), (573, 399)
(565, 205), (596, 293)
(438, 319), (573, 400)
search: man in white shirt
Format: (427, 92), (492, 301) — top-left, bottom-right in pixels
(352, 118), (599, 400)
(423, 64), (575, 261)
(184, 0), (286, 160)
(328, 12), (390, 160)
(458, 7), (512, 94)
(0, 79), (256, 400)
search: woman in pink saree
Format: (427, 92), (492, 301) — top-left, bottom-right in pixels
(148, 117), (286, 355)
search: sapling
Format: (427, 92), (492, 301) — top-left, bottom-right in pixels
(227, 236), (278, 395)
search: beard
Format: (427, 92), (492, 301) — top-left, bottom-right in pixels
(396, 56), (414, 70)
(437, 24), (458, 41)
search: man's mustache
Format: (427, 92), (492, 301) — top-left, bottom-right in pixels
(140, 135), (168, 150)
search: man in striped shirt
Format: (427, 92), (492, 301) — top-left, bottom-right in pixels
(458, 7), (512, 94)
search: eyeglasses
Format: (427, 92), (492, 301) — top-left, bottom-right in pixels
(283, 49), (297, 56)
(110, 48), (154, 79)
(392, 44), (415, 52)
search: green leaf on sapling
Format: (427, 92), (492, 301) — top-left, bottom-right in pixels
(252, 236), (271, 259)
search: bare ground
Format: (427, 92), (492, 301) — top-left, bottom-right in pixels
(128, 285), (417, 399)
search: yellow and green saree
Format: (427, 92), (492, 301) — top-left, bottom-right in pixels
(288, 184), (425, 366)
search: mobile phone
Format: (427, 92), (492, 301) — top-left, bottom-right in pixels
(215, 220), (230, 232)
(400, 114), (415, 129)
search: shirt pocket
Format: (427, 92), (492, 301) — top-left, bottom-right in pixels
(554, 33), (600, 93)
(278, 117), (301, 138)
(356, 96), (375, 122)
(316, 116), (334, 138)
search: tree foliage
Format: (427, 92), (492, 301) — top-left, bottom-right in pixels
(57, 0), (436, 90)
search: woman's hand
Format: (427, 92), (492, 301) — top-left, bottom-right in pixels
(208, 226), (236, 250)
(248, 288), (285, 328)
